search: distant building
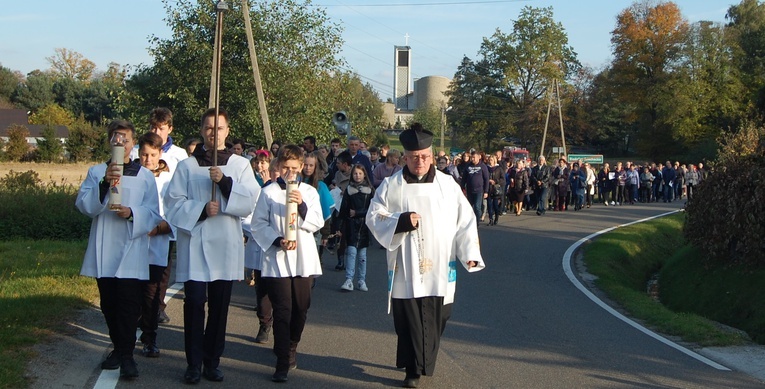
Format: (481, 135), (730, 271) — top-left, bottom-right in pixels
(0, 109), (69, 147)
(384, 44), (452, 129)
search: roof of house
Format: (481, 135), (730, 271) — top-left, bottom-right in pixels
(0, 109), (69, 138)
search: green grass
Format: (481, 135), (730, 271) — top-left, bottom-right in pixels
(0, 240), (97, 389)
(583, 213), (752, 347)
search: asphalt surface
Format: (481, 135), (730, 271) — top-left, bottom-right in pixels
(31, 200), (765, 388)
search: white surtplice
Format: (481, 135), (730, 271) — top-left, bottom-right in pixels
(251, 181), (324, 278)
(76, 164), (162, 279)
(366, 169), (485, 312)
(164, 155), (259, 282)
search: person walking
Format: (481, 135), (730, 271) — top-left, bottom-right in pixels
(366, 123), (485, 388)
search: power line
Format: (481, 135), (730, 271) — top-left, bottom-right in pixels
(313, 0), (529, 7)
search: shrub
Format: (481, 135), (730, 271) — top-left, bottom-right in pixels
(0, 170), (90, 240)
(684, 124), (765, 267)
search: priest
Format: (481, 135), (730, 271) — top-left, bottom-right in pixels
(365, 123), (485, 388)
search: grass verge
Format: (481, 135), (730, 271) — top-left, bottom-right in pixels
(582, 213), (752, 347)
(0, 240), (97, 389)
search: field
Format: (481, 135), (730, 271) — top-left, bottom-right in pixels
(0, 162), (92, 186)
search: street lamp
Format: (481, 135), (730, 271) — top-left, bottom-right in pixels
(441, 106), (452, 152)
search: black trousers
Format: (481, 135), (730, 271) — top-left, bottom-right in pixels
(140, 264), (166, 339)
(261, 276), (312, 373)
(183, 280), (233, 369)
(158, 241), (174, 312)
(96, 277), (142, 357)
(255, 270), (273, 326)
(391, 297), (452, 376)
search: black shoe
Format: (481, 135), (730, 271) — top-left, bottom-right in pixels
(119, 357), (139, 380)
(142, 342), (160, 358)
(255, 324), (271, 344)
(203, 366), (224, 382)
(184, 365), (202, 384)
(403, 374), (420, 388)
(272, 371), (289, 383)
(158, 310), (170, 324)
(101, 351), (121, 370)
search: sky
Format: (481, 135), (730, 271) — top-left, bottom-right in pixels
(0, 0), (731, 101)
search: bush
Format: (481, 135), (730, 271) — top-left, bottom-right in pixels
(684, 124), (765, 267)
(0, 170), (91, 240)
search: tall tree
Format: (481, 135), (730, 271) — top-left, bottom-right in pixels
(0, 65), (21, 106)
(124, 0), (377, 146)
(726, 0), (765, 121)
(12, 70), (56, 112)
(610, 0), (689, 159)
(452, 6), (579, 150)
(46, 48), (96, 82)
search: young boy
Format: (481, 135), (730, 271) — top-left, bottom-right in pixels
(75, 120), (162, 380)
(164, 108), (260, 384)
(250, 144), (324, 383)
(130, 107), (189, 172)
(136, 132), (175, 358)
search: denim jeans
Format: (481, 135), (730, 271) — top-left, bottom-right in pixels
(345, 246), (367, 282)
(536, 186), (549, 214)
(663, 183), (674, 201)
(467, 192), (483, 220)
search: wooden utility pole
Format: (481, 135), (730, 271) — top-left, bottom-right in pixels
(241, 0), (273, 149)
(540, 78), (566, 159)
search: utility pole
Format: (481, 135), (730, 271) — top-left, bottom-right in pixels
(540, 78), (566, 159)
(241, 0), (273, 149)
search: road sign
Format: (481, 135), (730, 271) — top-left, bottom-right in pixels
(552, 147), (563, 153)
(567, 154), (604, 164)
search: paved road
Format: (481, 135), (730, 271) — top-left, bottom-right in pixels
(44, 201), (765, 388)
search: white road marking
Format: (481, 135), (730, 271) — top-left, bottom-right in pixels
(561, 210), (730, 371)
(93, 282), (184, 388)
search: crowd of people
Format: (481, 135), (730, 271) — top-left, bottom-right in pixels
(75, 113), (484, 388)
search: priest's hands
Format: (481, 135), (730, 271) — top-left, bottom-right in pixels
(206, 201), (220, 217)
(209, 166), (223, 183)
(410, 213), (421, 228)
(280, 239), (297, 250)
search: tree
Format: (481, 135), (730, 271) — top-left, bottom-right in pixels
(46, 48), (96, 82)
(0, 65), (21, 105)
(6, 124), (30, 161)
(412, 105), (443, 144)
(125, 0), (373, 147)
(449, 6), (579, 150)
(29, 103), (75, 127)
(726, 0), (765, 120)
(35, 125), (64, 162)
(609, 0), (689, 159)
(12, 70), (56, 112)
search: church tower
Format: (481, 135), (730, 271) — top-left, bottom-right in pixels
(394, 45), (412, 110)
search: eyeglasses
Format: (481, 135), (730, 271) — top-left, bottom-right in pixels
(407, 154), (432, 161)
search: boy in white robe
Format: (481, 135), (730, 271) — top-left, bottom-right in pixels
(75, 120), (162, 380)
(135, 132), (175, 358)
(366, 123), (485, 388)
(251, 145), (323, 383)
(164, 108), (259, 384)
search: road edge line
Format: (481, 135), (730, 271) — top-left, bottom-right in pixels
(561, 210), (731, 371)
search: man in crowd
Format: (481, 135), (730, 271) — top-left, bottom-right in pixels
(366, 123), (485, 388)
(461, 149), (489, 221)
(531, 156), (551, 215)
(303, 135), (317, 154)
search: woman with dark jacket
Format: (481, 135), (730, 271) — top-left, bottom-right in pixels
(486, 155), (505, 225)
(552, 158), (570, 211)
(510, 159), (530, 216)
(337, 165), (375, 292)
